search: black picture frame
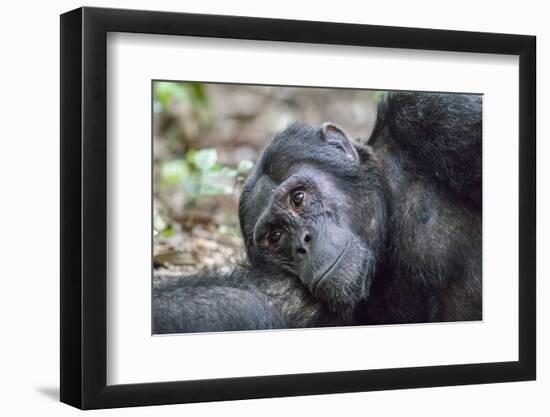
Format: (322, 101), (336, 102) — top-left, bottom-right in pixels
(60, 6), (536, 410)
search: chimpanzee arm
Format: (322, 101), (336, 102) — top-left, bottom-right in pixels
(153, 267), (349, 334)
(153, 272), (287, 334)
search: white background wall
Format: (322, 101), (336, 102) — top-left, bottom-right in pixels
(0, 0), (546, 415)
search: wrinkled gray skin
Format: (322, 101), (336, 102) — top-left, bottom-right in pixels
(247, 166), (371, 313)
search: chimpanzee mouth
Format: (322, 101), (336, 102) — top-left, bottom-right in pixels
(311, 242), (350, 295)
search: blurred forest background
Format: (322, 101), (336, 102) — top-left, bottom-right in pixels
(153, 81), (380, 278)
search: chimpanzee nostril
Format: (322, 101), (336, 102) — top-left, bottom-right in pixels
(294, 231), (311, 258)
(296, 247), (307, 255)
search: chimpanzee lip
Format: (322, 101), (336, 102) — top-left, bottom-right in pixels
(312, 242), (350, 295)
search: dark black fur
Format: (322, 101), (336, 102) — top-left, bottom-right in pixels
(153, 269), (343, 334)
(370, 92), (482, 209)
(153, 91), (482, 333)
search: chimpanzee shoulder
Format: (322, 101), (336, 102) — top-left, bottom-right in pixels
(369, 92), (482, 209)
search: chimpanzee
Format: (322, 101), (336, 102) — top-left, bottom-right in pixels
(153, 269), (342, 333)
(153, 91), (482, 334)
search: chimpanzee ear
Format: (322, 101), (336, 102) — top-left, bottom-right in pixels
(321, 122), (359, 162)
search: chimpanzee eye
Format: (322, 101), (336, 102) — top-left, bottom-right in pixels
(291, 191), (305, 208)
(268, 230), (283, 245)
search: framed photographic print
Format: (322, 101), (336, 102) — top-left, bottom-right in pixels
(60, 6), (536, 409)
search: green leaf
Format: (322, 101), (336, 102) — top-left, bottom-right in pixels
(153, 212), (167, 232)
(185, 149), (197, 169)
(182, 175), (201, 201)
(200, 183), (232, 196)
(218, 167), (237, 178)
(154, 81), (190, 109)
(192, 149), (218, 172)
(201, 173), (234, 195)
(236, 160), (254, 176)
(160, 159), (189, 187)
(208, 163), (222, 172)
(187, 83), (209, 108)
(158, 225), (175, 238)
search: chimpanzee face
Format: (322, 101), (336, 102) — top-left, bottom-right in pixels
(239, 122), (385, 314)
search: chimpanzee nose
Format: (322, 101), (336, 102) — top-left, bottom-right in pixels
(294, 231), (312, 258)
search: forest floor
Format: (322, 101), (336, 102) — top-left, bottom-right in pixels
(153, 222), (244, 278)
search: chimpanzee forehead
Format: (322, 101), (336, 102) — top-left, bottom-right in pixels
(257, 145), (343, 186)
(247, 164), (337, 207)
(248, 175), (276, 205)
(256, 123), (331, 172)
